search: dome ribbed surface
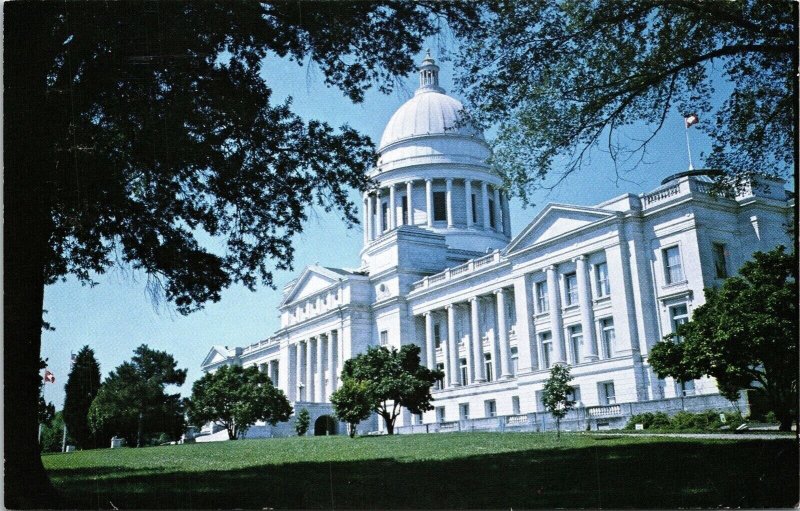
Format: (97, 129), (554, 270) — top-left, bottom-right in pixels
(378, 91), (483, 152)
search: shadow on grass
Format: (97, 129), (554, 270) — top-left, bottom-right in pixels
(48, 438), (798, 509)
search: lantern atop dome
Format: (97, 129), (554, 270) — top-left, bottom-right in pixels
(417, 50), (445, 94)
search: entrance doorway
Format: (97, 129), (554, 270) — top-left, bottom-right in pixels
(314, 415), (337, 436)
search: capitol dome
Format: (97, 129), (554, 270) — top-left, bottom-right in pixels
(362, 52), (510, 259)
(377, 87), (484, 152)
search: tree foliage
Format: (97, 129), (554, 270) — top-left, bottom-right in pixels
(4, 3), (479, 504)
(331, 378), (374, 438)
(456, 0), (796, 203)
(39, 411), (73, 454)
(340, 345), (443, 435)
(542, 364), (575, 438)
(649, 246), (797, 431)
(88, 345), (187, 447)
(187, 364), (292, 440)
(295, 408), (311, 437)
(63, 346), (101, 449)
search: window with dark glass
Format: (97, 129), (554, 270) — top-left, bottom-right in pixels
(433, 323), (441, 348)
(712, 243), (728, 278)
(596, 262), (610, 297)
(488, 198), (496, 228)
(471, 194), (478, 223)
(569, 325), (582, 364)
(565, 273), (579, 305)
(484, 352), (493, 382)
(401, 196), (408, 226)
(536, 281), (549, 313)
(600, 318), (615, 358)
(433, 191), (447, 221)
(663, 246), (684, 284)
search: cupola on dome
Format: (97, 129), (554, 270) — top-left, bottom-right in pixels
(377, 53), (484, 152)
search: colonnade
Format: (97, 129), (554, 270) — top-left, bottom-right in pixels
(292, 330), (340, 403)
(421, 287), (514, 389)
(363, 178), (512, 242)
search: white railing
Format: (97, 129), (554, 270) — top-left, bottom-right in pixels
(587, 404), (622, 417)
(409, 250), (502, 292)
(506, 415), (529, 426)
(642, 184), (681, 206)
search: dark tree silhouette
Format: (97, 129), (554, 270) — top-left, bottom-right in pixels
(4, 3), (479, 505)
(455, 0), (796, 203)
(63, 346), (101, 449)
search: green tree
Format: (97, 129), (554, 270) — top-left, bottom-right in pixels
(295, 408), (311, 437)
(649, 246), (797, 431)
(39, 411), (73, 454)
(187, 365), (292, 440)
(63, 346), (102, 449)
(88, 345), (187, 447)
(4, 3), (478, 505)
(331, 379), (373, 438)
(542, 364), (575, 439)
(456, 1), (795, 204)
(341, 345), (443, 435)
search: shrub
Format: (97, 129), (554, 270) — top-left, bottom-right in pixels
(295, 408), (310, 436)
(624, 410), (744, 431)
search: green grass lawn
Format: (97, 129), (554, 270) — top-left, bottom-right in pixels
(43, 432), (797, 509)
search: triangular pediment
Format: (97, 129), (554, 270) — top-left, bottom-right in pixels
(505, 204), (618, 254)
(280, 265), (348, 306)
(200, 346), (230, 368)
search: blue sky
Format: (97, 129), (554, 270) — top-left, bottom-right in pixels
(42, 47), (718, 409)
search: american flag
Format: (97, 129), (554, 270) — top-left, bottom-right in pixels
(44, 370), (55, 384)
(684, 114), (699, 128)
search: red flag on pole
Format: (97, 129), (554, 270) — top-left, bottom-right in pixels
(684, 114), (699, 128)
(44, 370), (55, 384)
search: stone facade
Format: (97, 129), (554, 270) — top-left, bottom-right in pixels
(200, 55), (793, 438)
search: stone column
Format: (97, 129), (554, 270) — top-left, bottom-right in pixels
(363, 195), (369, 244)
(445, 179), (454, 228)
(464, 179), (473, 228)
(502, 192), (512, 236)
(366, 193), (374, 241)
(389, 183), (396, 230)
(575, 255), (598, 362)
(512, 274), (537, 372)
(375, 189), (383, 235)
(327, 331), (336, 397)
(470, 297), (485, 382)
(425, 179), (433, 227)
(305, 338), (314, 401)
(446, 305), (460, 387)
(493, 187), (502, 231)
(296, 341), (305, 401)
(496, 288), (512, 378)
(424, 312), (436, 370)
(316, 335), (324, 402)
(481, 181), (490, 229)
(545, 265), (567, 364)
(406, 181), (414, 225)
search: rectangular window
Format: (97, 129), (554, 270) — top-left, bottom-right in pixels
(381, 202), (389, 232)
(712, 243), (728, 278)
(471, 194), (478, 223)
(663, 246), (684, 284)
(379, 330), (388, 346)
(565, 273), (579, 305)
(272, 364), (279, 386)
(536, 281), (549, 313)
(460, 358), (468, 386)
(566, 386), (581, 403)
(459, 403), (470, 420)
(510, 346), (519, 375)
(569, 325), (582, 364)
(540, 332), (552, 369)
(435, 363), (445, 390)
(484, 353), (493, 382)
(511, 396), (521, 415)
(485, 400), (497, 417)
(401, 196), (408, 226)
(488, 198), (496, 228)
(433, 323), (442, 348)
(670, 304), (689, 342)
(535, 390), (545, 412)
(600, 381), (616, 405)
(436, 406), (446, 423)
(433, 191), (447, 221)
(596, 262), (610, 297)
(680, 380), (696, 396)
(600, 318), (615, 358)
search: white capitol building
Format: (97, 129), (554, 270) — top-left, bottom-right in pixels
(200, 55), (792, 438)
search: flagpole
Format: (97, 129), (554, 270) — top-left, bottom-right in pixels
(684, 122), (694, 171)
(62, 423), (67, 453)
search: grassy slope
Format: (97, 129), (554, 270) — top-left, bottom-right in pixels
(43, 432), (797, 509)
